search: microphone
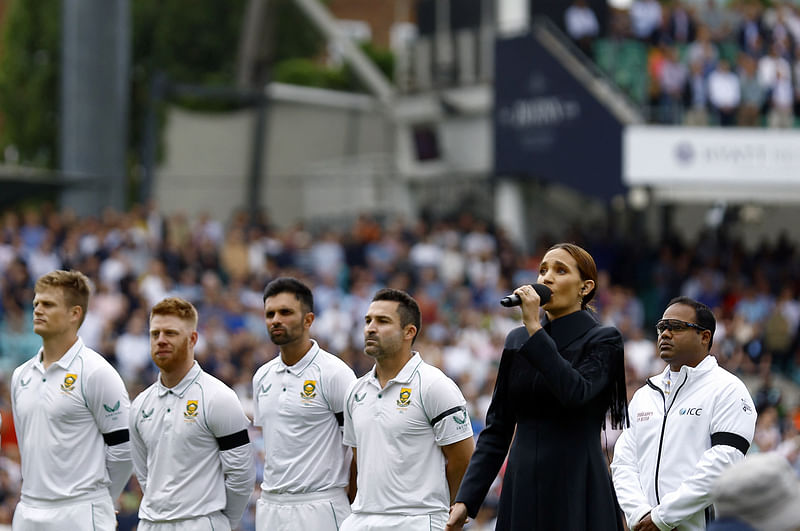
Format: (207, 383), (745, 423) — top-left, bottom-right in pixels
(500, 283), (552, 307)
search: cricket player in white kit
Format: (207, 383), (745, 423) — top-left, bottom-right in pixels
(342, 288), (475, 531)
(253, 277), (356, 530)
(130, 297), (255, 531)
(11, 270), (132, 531)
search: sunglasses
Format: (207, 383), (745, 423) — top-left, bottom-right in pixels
(655, 319), (708, 334)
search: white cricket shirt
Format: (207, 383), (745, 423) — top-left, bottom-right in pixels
(343, 352), (473, 516)
(11, 337), (131, 503)
(130, 361), (254, 523)
(253, 340), (356, 494)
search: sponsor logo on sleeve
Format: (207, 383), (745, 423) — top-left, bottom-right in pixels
(741, 398), (753, 414)
(60, 373), (78, 392)
(636, 411), (654, 422)
(453, 409), (468, 425)
(103, 400), (121, 416)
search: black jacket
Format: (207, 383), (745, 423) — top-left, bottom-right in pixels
(455, 310), (626, 530)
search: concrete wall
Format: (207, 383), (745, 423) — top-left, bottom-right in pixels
(155, 85), (395, 225)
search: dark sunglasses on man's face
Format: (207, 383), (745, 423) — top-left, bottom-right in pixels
(655, 319), (708, 335)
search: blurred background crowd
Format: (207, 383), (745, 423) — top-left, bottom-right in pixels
(0, 203), (798, 530)
(569, 0), (800, 126)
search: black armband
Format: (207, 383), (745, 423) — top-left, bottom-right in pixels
(711, 431), (750, 454)
(216, 429), (250, 451)
(103, 429), (130, 446)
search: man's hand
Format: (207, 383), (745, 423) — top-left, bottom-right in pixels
(632, 512), (661, 531)
(445, 502), (469, 530)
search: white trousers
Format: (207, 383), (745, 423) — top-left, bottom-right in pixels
(340, 512), (447, 531)
(256, 489), (351, 531)
(137, 511), (230, 531)
(13, 496), (115, 531)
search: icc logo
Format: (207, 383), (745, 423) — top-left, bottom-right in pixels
(679, 407), (702, 416)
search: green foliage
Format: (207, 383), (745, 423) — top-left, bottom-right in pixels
(0, 0), (392, 187)
(274, 0), (327, 62)
(0, 0), (61, 167)
(274, 42), (395, 93)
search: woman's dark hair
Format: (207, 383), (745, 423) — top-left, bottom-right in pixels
(549, 243), (628, 428)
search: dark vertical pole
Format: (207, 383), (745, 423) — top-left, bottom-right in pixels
(140, 71), (167, 204)
(247, 94), (269, 220)
(60, 0), (130, 214)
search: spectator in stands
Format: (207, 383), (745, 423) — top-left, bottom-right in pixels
(663, 0), (695, 44)
(738, 3), (766, 57)
(688, 25), (720, 77)
(699, 0), (731, 43)
(708, 59), (741, 126)
(630, 0), (663, 44)
(659, 45), (689, 123)
(565, 0), (600, 58)
(758, 43), (792, 92)
(767, 67), (795, 128)
(684, 60), (711, 125)
(737, 53), (766, 126)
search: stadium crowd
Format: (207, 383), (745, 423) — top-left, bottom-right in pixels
(0, 202), (799, 530)
(566, 0), (800, 126)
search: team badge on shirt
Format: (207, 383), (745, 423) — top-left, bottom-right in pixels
(396, 387), (412, 408)
(184, 400), (199, 419)
(60, 373), (78, 392)
(301, 380), (317, 401)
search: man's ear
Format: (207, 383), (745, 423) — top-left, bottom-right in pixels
(701, 329), (712, 348)
(304, 312), (315, 329)
(404, 324), (417, 342)
(70, 305), (83, 325)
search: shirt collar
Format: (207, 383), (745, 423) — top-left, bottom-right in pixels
(34, 337), (84, 372)
(543, 310), (598, 351)
(367, 352), (423, 388)
(275, 340), (320, 375)
(653, 354), (717, 389)
(157, 361), (202, 397)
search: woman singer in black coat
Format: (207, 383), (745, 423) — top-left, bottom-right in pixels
(447, 243), (629, 530)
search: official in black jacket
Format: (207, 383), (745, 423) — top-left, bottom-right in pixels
(447, 242), (629, 530)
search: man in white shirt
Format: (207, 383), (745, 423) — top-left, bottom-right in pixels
(11, 270), (132, 531)
(708, 59), (741, 126)
(130, 297), (255, 531)
(342, 289), (475, 531)
(253, 277), (356, 530)
(611, 297), (756, 531)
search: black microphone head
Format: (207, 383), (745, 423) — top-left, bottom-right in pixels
(534, 283), (552, 304)
(500, 284), (552, 307)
